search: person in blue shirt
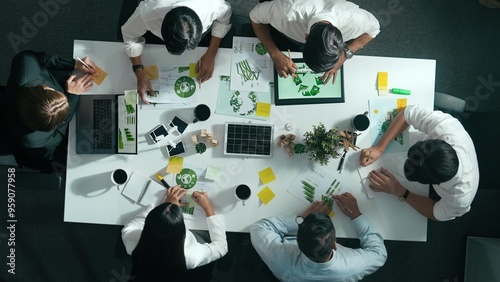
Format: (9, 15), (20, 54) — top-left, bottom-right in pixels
(250, 193), (387, 282)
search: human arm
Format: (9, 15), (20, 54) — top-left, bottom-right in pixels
(196, 36), (222, 83)
(121, 204), (156, 255)
(130, 56), (154, 105)
(191, 191), (215, 216)
(320, 33), (374, 85)
(368, 167), (438, 220)
(250, 21), (297, 78)
(359, 107), (409, 166)
(332, 192), (362, 219)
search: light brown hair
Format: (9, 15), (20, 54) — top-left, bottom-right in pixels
(17, 85), (69, 132)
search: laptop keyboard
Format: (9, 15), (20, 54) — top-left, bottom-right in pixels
(92, 99), (113, 149)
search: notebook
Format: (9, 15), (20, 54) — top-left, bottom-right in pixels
(76, 91), (138, 154)
(121, 171), (166, 206)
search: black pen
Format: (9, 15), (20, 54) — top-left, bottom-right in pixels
(156, 174), (170, 189)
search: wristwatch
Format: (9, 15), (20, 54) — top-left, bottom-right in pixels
(343, 46), (353, 59)
(399, 189), (410, 202)
(295, 216), (304, 225)
(132, 64), (144, 73)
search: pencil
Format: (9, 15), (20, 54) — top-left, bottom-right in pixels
(366, 150), (372, 162)
(77, 57), (99, 76)
(342, 202), (353, 213)
(288, 49), (291, 62)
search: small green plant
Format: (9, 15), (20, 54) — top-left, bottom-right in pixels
(293, 143), (305, 154)
(195, 143), (207, 154)
(303, 123), (342, 165)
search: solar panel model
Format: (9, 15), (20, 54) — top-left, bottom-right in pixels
(224, 123), (274, 157)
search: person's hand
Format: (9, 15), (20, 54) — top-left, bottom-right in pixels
(196, 52), (215, 83)
(74, 57), (97, 74)
(191, 191), (215, 216)
(368, 167), (406, 196)
(162, 185), (187, 205)
(135, 69), (154, 105)
(301, 201), (331, 219)
(66, 74), (93, 94)
(271, 52), (298, 78)
(319, 52), (346, 85)
(332, 193), (362, 219)
(359, 146), (383, 166)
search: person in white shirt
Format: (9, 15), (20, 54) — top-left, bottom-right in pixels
(121, 0), (232, 103)
(250, 193), (387, 282)
(121, 185), (228, 280)
(360, 105), (480, 221)
(249, 0), (380, 84)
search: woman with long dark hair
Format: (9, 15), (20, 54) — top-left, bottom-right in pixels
(122, 186), (227, 281)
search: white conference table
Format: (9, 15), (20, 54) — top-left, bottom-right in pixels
(67, 40), (436, 241)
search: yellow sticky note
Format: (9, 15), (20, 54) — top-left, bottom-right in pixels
(258, 167), (276, 184)
(92, 65), (108, 86)
(166, 157), (183, 174)
(328, 210), (335, 218)
(144, 65), (159, 80)
(256, 102), (271, 117)
(377, 72), (388, 96)
(257, 186), (275, 205)
(397, 98), (407, 112)
(189, 63), (199, 78)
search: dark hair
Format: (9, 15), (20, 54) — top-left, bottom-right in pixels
(161, 7), (202, 55)
(404, 140), (459, 184)
(17, 85), (69, 132)
(130, 203), (187, 281)
(297, 213), (336, 262)
(303, 22), (344, 73)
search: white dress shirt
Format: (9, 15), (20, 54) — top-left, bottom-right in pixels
(404, 105), (480, 221)
(249, 0), (380, 44)
(121, 204), (228, 269)
(250, 214), (387, 282)
(122, 0), (232, 57)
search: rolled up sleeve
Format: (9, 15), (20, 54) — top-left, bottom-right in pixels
(121, 7), (147, 57)
(211, 2), (232, 38)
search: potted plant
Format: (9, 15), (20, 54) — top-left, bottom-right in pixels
(303, 123), (343, 165)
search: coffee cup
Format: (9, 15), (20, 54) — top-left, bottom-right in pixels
(352, 111), (370, 131)
(235, 184), (251, 206)
(111, 169), (128, 189)
(193, 104), (211, 123)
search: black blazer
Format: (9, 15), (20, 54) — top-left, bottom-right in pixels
(4, 50), (79, 163)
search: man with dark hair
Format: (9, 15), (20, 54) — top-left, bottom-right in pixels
(250, 194), (387, 281)
(360, 105), (479, 221)
(250, 0), (379, 84)
(121, 0), (232, 104)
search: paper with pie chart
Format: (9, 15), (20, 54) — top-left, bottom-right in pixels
(174, 163), (218, 220)
(146, 65), (199, 105)
(215, 75), (271, 120)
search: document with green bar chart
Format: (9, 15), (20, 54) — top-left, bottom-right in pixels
(288, 161), (344, 206)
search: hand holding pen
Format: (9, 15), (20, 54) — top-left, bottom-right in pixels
(75, 57), (97, 75)
(359, 147), (382, 166)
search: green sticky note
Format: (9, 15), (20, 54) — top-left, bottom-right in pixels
(124, 89), (137, 105)
(205, 166), (221, 181)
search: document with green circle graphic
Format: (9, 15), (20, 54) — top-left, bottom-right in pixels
(146, 65), (199, 105)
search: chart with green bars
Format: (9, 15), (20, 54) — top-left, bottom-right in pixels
(181, 205), (195, 215)
(289, 162), (344, 205)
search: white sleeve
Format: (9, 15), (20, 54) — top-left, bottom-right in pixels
(351, 215), (388, 273)
(249, 2), (272, 24)
(211, 1), (232, 38)
(121, 204), (156, 255)
(185, 214), (228, 269)
(121, 5), (147, 57)
(403, 105), (460, 136)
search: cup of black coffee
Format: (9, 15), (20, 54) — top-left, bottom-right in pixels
(352, 111), (370, 131)
(193, 104), (211, 123)
(111, 169), (128, 189)
(235, 184), (251, 206)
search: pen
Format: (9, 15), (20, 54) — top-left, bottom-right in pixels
(391, 88), (411, 95)
(76, 57), (99, 76)
(366, 150), (372, 163)
(337, 150), (347, 174)
(156, 174), (170, 189)
(340, 202), (353, 213)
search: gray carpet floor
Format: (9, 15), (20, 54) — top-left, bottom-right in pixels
(1, 1), (499, 281)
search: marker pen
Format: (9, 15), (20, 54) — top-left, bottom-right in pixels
(391, 88), (411, 95)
